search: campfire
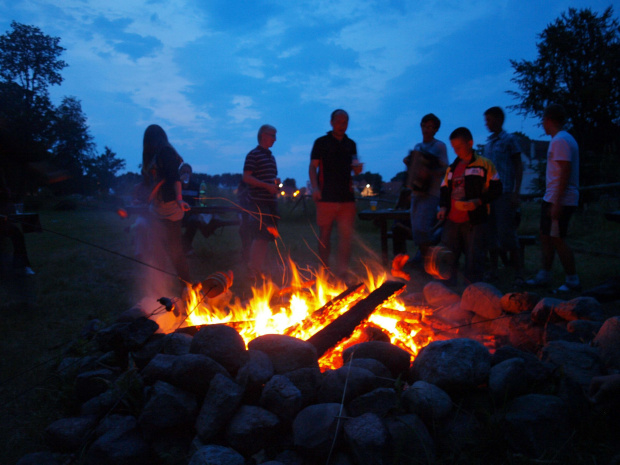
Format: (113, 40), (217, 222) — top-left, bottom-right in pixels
(148, 261), (443, 371)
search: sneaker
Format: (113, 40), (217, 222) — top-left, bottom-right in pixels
(525, 271), (551, 287)
(16, 266), (35, 276)
(553, 282), (582, 294)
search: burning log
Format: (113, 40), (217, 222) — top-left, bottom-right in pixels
(283, 282), (366, 336)
(307, 281), (406, 358)
(374, 307), (427, 325)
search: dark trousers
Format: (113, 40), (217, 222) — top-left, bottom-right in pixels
(441, 219), (486, 284)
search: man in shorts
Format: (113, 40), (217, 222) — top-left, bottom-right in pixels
(309, 109), (363, 279)
(526, 104), (580, 292)
(242, 124), (280, 276)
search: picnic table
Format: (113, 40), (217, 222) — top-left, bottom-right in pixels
(358, 208), (410, 267)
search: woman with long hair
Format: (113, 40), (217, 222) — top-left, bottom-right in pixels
(141, 124), (191, 285)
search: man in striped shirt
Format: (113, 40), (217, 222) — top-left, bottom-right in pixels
(242, 124), (280, 276)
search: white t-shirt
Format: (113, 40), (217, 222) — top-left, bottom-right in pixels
(543, 130), (579, 206)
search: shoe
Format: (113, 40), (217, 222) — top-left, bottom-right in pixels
(16, 266), (35, 276)
(553, 282), (582, 294)
(525, 271), (551, 287)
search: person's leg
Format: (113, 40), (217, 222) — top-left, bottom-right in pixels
(316, 202), (336, 269)
(334, 202), (357, 276)
(411, 194), (440, 256)
(182, 216), (199, 252)
(163, 219), (191, 284)
(527, 202), (553, 286)
(495, 193), (523, 278)
(439, 220), (461, 283)
(249, 238), (269, 274)
(465, 222), (486, 283)
(552, 237), (576, 275)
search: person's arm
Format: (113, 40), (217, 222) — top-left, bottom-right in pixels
(242, 171), (278, 195)
(174, 181), (190, 212)
(309, 159), (321, 201)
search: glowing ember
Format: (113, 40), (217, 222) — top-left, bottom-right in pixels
(157, 261), (438, 371)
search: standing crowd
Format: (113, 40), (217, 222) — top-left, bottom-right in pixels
(131, 102), (579, 295)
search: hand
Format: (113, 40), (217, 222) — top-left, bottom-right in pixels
(437, 207), (447, 220)
(178, 200), (191, 212)
(265, 183), (279, 195)
(312, 190), (322, 202)
(351, 160), (364, 175)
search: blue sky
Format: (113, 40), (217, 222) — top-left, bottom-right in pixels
(0, 0), (614, 187)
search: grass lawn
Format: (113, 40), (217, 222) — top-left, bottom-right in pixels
(1, 195), (619, 463)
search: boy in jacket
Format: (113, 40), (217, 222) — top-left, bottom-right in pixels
(437, 127), (502, 284)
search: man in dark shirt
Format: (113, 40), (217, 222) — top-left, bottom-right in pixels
(309, 109), (363, 278)
(242, 124), (279, 276)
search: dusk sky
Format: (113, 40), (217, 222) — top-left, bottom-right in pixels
(1, 0), (614, 187)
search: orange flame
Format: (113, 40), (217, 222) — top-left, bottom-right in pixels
(159, 260), (436, 371)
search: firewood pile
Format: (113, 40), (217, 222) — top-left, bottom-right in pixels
(17, 281), (620, 465)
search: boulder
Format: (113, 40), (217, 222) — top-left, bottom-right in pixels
(138, 381), (198, 437)
(592, 316), (620, 370)
(401, 380), (452, 424)
(342, 341), (411, 378)
(500, 292), (539, 314)
(190, 324), (247, 374)
(422, 281), (461, 307)
(188, 445), (245, 465)
(347, 387), (399, 418)
(409, 338), (491, 391)
(248, 334), (319, 373)
(195, 373), (244, 442)
(343, 412), (388, 465)
(260, 374), (303, 423)
(317, 366), (377, 403)
(502, 394), (572, 457)
(554, 296), (604, 322)
(45, 415), (98, 452)
(292, 403), (345, 459)
(460, 282), (503, 319)
(225, 405), (281, 457)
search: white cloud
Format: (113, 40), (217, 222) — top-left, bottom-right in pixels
(228, 96), (261, 123)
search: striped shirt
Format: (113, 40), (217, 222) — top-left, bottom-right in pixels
(243, 145), (278, 202)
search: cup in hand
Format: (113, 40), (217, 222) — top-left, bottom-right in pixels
(370, 200), (377, 211)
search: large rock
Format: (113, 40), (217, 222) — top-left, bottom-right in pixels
(347, 387), (399, 418)
(188, 445), (245, 465)
(283, 367), (322, 407)
(553, 296), (604, 322)
(384, 414), (435, 465)
(530, 297), (564, 324)
(401, 380), (452, 424)
(292, 403), (345, 459)
(343, 412), (388, 465)
(593, 316), (620, 370)
(488, 357), (529, 403)
(409, 338), (491, 391)
(500, 292), (539, 314)
(342, 341), (411, 378)
(169, 353), (230, 396)
(195, 373), (244, 442)
(540, 340), (604, 388)
(86, 415), (153, 465)
(422, 281), (461, 307)
(502, 394), (572, 457)
(45, 415), (98, 452)
(507, 312), (545, 353)
(317, 366), (377, 403)
(260, 374), (303, 423)
(138, 381), (198, 437)
(225, 405), (281, 457)
(248, 334), (319, 373)
(190, 324), (247, 375)
(460, 282), (503, 319)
